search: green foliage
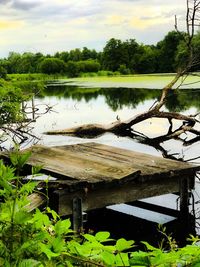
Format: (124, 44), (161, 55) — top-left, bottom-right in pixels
(102, 38), (128, 71)
(0, 29), (200, 76)
(0, 65), (7, 79)
(65, 60), (80, 77)
(0, 86), (28, 126)
(0, 152), (200, 266)
(156, 31), (185, 73)
(66, 60), (101, 77)
(118, 64), (131, 75)
(39, 58), (66, 75)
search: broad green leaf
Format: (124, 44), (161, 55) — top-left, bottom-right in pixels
(14, 210), (32, 224)
(115, 253), (130, 266)
(66, 240), (80, 254)
(142, 241), (160, 251)
(52, 236), (65, 253)
(130, 251), (150, 266)
(83, 233), (96, 242)
(103, 245), (116, 252)
(40, 243), (60, 259)
(116, 238), (135, 251)
(32, 209), (51, 228)
(95, 231), (110, 242)
(54, 219), (71, 236)
(101, 250), (115, 266)
(73, 243), (92, 257)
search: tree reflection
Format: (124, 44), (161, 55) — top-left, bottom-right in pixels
(43, 85), (200, 113)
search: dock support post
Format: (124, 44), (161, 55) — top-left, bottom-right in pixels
(32, 96), (35, 121)
(180, 177), (189, 218)
(179, 176), (190, 242)
(179, 177), (189, 218)
(72, 197), (83, 232)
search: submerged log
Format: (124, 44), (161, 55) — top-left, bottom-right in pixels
(45, 123), (108, 137)
(44, 110), (198, 138)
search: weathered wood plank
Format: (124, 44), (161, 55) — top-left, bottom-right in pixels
(56, 176), (181, 216)
(76, 143), (200, 179)
(26, 193), (45, 212)
(23, 145), (141, 184)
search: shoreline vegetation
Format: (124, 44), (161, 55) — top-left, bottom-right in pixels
(4, 72), (200, 90)
(0, 30), (200, 79)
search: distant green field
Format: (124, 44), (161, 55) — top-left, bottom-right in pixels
(6, 73), (200, 90)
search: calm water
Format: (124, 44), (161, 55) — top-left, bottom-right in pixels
(29, 85), (200, 163)
(25, 83), (200, 241)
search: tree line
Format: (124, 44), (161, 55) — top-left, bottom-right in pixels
(0, 30), (200, 78)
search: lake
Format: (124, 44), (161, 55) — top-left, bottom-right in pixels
(24, 76), (200, 243)
(30, 79), (200, 163)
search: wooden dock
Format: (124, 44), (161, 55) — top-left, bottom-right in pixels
(1, 142), (200, 230)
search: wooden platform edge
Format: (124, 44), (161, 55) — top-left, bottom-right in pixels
(25, 193), (46, 212)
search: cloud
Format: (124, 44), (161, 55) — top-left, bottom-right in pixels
(0, 19), (24, 29)
(0, 0), (102, 21)
(0, 0), (187, 58)
(0, 0), (11, 4)
(11, 0), (40, 10)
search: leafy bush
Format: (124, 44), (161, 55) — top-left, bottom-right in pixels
(0, 86), (28, 126)
(39, 58), (66, 75)
(0, 66), (7, 79)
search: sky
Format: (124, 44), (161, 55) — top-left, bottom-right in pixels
(0, 0), (186, 58)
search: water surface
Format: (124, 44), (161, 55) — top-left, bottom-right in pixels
(27, 82), (200, 239)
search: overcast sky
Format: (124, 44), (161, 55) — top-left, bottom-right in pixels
(0, 0), (186, 58)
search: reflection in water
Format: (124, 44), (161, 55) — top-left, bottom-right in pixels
(30, 84), (200, 163)
(35, 84), (200, 163)
(43, 85), (200, 112)
(30, 84), (200, 241)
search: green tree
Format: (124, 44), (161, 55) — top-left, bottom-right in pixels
(32, 52), (45, 72)
(102, 38), (128, 71)
(192, 32), (200, 71)
(79, 59), (101, 73)
(118, 64), (130, 74)
(0, 65), (7, 79)
(136, 45), (157, 73)
(19, 52), (35, 73)
(39, 58), (66, 74)
(7, 52), (22, 73)
(68, 48), (82, 61)
(66, 61), (80, 77)
(156, 31), (184, 73)
(123, 39), (139, 71)
(81, 47), (98, 60)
